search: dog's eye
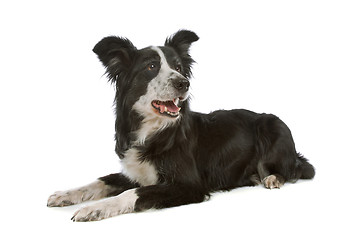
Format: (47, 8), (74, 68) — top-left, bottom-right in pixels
(147, 63), (157, 71)
(175, 65), (181, 73)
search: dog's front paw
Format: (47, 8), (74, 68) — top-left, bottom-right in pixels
(71, 189), (138, 222)
(47, 191), (82, 207)
(71, 204), (112, 222)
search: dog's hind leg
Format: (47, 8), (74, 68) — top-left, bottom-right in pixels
(255, 114), (298, 189)
(47, 173), (138, 207)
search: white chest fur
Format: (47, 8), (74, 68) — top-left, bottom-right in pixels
(121, 148), (158, 186)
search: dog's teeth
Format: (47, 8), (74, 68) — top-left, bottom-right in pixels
(167, 111), (178, 117)
(164, 106), (168, 112)
(174, 98), (179, 106)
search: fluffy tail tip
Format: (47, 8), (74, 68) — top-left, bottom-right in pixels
(297, 153), (315, 179)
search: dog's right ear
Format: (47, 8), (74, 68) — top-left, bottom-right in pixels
(93, 36), (137, 82)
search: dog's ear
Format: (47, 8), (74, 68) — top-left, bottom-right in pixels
(165, 30), (199, 78)
(93, 36), (137, 83)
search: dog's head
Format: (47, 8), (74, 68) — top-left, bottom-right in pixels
(93, 30), (198, 121)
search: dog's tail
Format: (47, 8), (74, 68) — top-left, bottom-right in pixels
(295, 153), (315, 180)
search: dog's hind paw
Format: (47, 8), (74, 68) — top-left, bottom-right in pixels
(262, 175), (285, 189)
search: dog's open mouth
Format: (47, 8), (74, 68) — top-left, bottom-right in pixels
(151, 98), (181, 118)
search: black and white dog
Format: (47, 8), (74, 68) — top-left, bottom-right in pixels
(48, 30), (315, 221)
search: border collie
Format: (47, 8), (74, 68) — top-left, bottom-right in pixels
(47, 30), (315, 221)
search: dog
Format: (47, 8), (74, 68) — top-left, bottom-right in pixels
(47, 30), (315, 221)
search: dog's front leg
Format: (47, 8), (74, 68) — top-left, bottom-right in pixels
(47, 173), (138, 207)
(71, 184), (207, 222)
(71, 188), (138, 221)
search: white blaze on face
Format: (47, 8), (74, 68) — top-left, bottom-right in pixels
(150, 46), (189, 101)
(132, 46), (185, 144)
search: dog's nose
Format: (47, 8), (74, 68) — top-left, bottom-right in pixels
(172, 77), (190, 92)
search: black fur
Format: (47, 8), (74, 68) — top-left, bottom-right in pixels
(93, 30), (315, 212)
(98, 173), (139, 197)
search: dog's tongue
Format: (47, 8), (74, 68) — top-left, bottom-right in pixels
(160, 100), (180, 113)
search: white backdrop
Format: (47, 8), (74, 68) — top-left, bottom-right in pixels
(1, 0), (359, 239)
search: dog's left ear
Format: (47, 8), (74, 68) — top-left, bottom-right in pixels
(165, 30), (199, 78)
